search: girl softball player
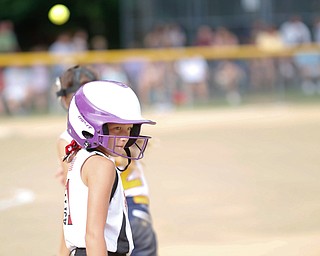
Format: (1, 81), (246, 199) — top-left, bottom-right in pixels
(55, 65), (98, 256)
(63, 80), (155, 255)
(55, 65), (158, 256)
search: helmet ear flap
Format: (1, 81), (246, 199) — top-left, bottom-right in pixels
(102, 123), (109, 135)
(125, 124), (141, 148)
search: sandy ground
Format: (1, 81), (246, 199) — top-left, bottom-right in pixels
(0, 103), (320, 256)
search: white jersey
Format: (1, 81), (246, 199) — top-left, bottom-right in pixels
(60, 129), (151, 205)
(63, 149), (134, 254)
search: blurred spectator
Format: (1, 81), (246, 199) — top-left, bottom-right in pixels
(144, 24), (166, 48)
(255, 24), (285, 52)
(294, 52), (320, 95)
(175, 56), (209, 105)
(0, 20), (19, 52)
(171, 24), (214, 106)
(122, 57), (148, 94)
(211, 26), (245, 104)
(138, 61), (168, 108)
(249, 23), (279, 93)
(0, 20), (20, 114)
(255, 24), (298, 93)
(90, 35), (108, 50)
(49, 32), (76, 79)
(249, 20), (265, 44)
(49, 32), (75, 53)
(27, 44), (51, 113)
(99, 63), (129, 84)
(214, 60), (245, 105)
(143, 22), (186, 48)
(279, 15), (311, 45)
(2, 66), (30, 115)
(72, 29), (89, 51)
(194, 25), (215, 46)
(214, 26), (239, 46)
(90, 34), (129, 87)
(278, 56), (297, 91)
(312, 17), (320, 43)
(163, 23), (186, 47)
(279, 15), (320, 95)
(141, 23), (182, 109)
(0, 68), (10, 115)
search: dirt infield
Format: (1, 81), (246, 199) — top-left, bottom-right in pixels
(0, 103), (320, 256)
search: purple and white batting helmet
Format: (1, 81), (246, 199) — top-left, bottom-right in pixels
(67, 80), (155, 159)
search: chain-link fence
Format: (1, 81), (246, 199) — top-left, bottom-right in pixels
(0, 44), (319, 116)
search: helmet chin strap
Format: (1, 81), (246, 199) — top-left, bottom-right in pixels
(116, 148), (132, 172)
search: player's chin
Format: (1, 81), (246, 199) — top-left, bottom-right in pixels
(112, 147), (126, 157)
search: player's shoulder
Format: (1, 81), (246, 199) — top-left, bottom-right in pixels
(82, 153), (115, 184)
(84, 152), (115, 171)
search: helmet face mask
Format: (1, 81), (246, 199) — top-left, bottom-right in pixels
(67, 80), (155, 160)
(97, 134), (150, 160)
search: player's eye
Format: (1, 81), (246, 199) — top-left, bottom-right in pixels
(109, 126), (121, 134)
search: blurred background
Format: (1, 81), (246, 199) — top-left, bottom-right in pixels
(0, 0), (320, 115)
(1, 1), (320, 256)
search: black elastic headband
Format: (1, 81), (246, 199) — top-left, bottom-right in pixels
(56, 66), (98, 97)
(116, 148), (132, 172)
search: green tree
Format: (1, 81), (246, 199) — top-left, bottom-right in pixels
(0, 0), (120, 50)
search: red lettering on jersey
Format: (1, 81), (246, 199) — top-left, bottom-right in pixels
(63, 179), (73, 225)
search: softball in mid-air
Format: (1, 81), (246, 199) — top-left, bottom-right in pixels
(48, 4), (70, 25)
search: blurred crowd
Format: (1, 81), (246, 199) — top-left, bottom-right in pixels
(1, 14), (320, 115)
